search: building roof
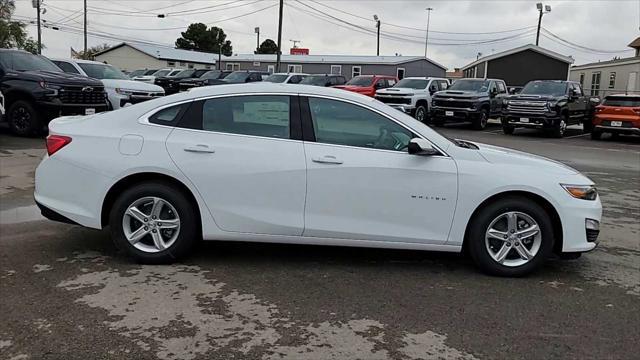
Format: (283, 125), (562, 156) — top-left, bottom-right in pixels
(94, 42), (217, 64)
(571, 56), (640, 70)
(461, 44), (574, 71)
(628, 37), (640, 49)
(221, 53), (447, 70)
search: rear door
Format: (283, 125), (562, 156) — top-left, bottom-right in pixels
(568, 83), (587, 122)
(165, 95), (307, 236)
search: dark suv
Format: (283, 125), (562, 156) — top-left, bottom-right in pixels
(502, 80), (597, 137)
(154, 69), (210, 95)
(431, 78), (508, 130)
(0, 49), (108, 136)
(299, 74), (347, 87)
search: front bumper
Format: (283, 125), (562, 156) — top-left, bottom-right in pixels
(558, 195), (602, 253)
(432, 107), (481, 121)
(387, 104), (416, 114)
(503, 113), (562, 128)
(37, 100), (109, 119)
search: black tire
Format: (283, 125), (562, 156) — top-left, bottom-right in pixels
(414, 104), (428, 123)
(472, 108), (488, 130)
(109, 181), (199, 264)
(502, 125), (515, 135)
(467, 196), (554, 277)
(590, 130), (602, 140)
(8, 100), (41, 136)
(549, 116), (568, 138)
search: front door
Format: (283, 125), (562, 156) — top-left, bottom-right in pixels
(301, 97), (458, 244)
(165, 95), (306, 236)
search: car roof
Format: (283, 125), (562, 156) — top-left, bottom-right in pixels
(50, 58), (110, 65)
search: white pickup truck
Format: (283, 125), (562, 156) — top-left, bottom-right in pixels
(375, 77), (450, 122)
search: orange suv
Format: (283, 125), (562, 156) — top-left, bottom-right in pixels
(591, 94), (640, 140)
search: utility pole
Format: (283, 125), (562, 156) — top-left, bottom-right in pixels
(535, 3), (551, 46)
(34, 0), (42, 54)
(276, 0), (284, 72)
(84, 0), (87, 53)
(255, 27), (260, 53)
(424, 7), (433, 58)
(373, 15), (380, 56)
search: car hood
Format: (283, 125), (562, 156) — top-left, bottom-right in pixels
(9, 70), (102, 86)
(472, 142), (580, 176)
(376, 87), (417, 96)
(435, 90), (485, 99)
(508, 94), (566, 102)
(100, 79), (164, 92)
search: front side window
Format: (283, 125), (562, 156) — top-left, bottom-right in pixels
(497, 81), (507, 93)
(308, 97), (413, 152)
(202, 96), (290, 139)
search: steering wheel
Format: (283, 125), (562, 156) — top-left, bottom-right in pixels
(373, 126), (408, 151)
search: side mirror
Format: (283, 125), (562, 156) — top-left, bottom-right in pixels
(408, 138), (439, 156)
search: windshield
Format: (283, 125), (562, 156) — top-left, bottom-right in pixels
(168, 70), (183, 77)
(224, 72), (250, 82)
(143, 69), (159, 75)
(193, 69), (209, 78)
(0, 52), (62, 72)
(78, 63), (128, 80)
(394, 78), (427, 89)
(173, 70), (196, 78)
(448, 79), (490, 92)
(521, 81), (567, 96)
(264, 74), (289, 83)
(603, 96), (640, 107)
(200, 71), (222, 80)
(128, 70), (145, 77)
(153, 70), (171, 77)
(300, 76), (329, 85)
(346, 76), (374, 87)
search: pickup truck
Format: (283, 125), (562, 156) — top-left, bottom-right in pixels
(431, 78), (508, 130)
(374, 77), (449, 123)
(501, 80), (598, 138)
(0, 49), (108, 136)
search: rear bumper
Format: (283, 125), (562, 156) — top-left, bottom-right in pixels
(35, 200), (79, 225)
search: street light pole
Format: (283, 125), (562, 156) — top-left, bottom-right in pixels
(35, 0), (42, 54)
(373, 15), (380, 56)
(276, 0), (284, 72)
(424, 7), (433, 58)
(535, 3), (551, 46)
(84, 0), (87, 53)
(255, 27), (260, 53)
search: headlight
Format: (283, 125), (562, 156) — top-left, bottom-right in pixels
(115, 88), (136, 96)
(561, 184), (598, 200)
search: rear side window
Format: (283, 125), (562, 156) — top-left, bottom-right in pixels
(202, 95), (290, 139)
(603, 97), (640, 107)
(149, 103), (188, 125)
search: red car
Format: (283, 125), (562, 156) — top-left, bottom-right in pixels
(592, 94), (640, 139)
(333, 75), (398, 97)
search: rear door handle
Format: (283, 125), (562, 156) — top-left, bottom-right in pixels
(312, 155), (343, 164)
(184, 144), (215, 153)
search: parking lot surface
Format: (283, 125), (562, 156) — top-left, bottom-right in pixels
(1, 124), (638, 360)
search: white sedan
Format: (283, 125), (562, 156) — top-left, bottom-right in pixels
(34, 83), (601, 276)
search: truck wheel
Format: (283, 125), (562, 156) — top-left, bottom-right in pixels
(8, 100), (41, 136)
(472, 109), (488, 130)
(414, 105), (427, 123)
(550, 117), (567, 138)
(590, 130), (602, 140)
(502, 125), (515, 135)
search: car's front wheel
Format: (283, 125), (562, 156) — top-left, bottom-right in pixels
(8, 100), (41, 136)
(468, 197), (554, 277)
(109, 182), (198, 264)
(414, 105), (427, 123)
(472, 109), (488, 130)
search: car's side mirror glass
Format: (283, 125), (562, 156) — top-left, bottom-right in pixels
(408, 138), (439, 156)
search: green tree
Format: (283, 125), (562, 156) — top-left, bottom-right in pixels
(0, 0), (40, 53)
(74, 43), (111, 60)
(175, 23), (232, 56)
(255, 39), (278, 54)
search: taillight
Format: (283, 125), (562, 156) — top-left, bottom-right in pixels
(46, 135), (72, 156)
(634, 108), (640, 116)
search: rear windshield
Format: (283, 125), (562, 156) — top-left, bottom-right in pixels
(603, 96), (640, 107)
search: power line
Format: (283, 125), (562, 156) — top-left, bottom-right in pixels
(541, 27), (633, 54)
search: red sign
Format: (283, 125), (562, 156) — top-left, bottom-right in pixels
(290, 48), (309, 55)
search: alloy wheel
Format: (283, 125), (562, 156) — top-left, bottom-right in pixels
(416, 107), (426, 122)
(480, 112), (488, 128)
(559, 119), (567, 136)
(122, 196), (181, 253)
(484, 211), (542, 267)
(11, 106), (31, 132)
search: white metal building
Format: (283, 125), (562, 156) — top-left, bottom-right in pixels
(93, 43), (217, 72)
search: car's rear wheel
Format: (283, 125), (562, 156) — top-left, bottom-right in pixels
(8, 100), (41, 136)
(472, 109), (488, 130)
(468, 197), (554, 277)
(549, 117), (567, 138)
(109, 182), (198, 264)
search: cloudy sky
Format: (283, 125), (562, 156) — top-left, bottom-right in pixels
(12, 0), (640, 68)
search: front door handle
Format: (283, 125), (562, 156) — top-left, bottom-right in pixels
(312, 155), (343, 164)
(184, 144), (215, 153)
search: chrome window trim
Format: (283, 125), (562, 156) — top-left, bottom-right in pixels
(138, 91), (450, 157)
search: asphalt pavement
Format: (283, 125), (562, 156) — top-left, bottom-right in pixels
(1, 122), (638, 360)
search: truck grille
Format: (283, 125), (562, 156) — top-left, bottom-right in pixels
(506, 101), (547, 114)
(375, 96), (411, 105)
(433, 99), (474, 109)
(59, 86), (107, 105)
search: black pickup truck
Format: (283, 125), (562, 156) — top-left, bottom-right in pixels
(501, 80), (598, 138)
(431, 78), (508, 130)
(0, 49), (108, 136)
(154, 69), (210, 95)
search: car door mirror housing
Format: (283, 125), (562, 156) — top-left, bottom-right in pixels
(408, 138), (439, 156)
